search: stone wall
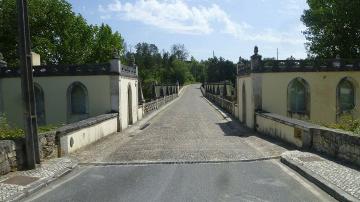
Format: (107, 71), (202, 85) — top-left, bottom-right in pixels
(39, 131), (57, 159)
(256, 112), (360, 167)
(0, 140), (17, 175)
(312, 128), (360, 166)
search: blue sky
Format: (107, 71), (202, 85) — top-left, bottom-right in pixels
(68, 0), (309, 62)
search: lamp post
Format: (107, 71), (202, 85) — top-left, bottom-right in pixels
(17, 0), (40, 169)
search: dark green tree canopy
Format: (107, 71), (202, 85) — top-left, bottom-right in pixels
(302, 0), (360, 58)
(0, 0), (124, 66)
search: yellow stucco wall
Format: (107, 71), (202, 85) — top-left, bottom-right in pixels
(0, 76), (112, 127)
(260, 72), (360, 124)
(237, 76), (255, 128)
(119, 77), (138, 130)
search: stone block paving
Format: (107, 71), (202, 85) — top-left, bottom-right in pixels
(282, 151), (360, 201)
(73, 84), (289, 164)
(0, 157), (77, 201)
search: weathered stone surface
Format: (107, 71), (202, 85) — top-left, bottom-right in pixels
(312, 128), (360, 167)
(0, 140), (17, 175)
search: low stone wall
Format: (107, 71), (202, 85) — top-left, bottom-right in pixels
(58, 113), (118, 156)
(0, 140), (16, 175)
(255, 113), (312, 149)
(256, 112), (360, 167)
(312, 128), (360, 166)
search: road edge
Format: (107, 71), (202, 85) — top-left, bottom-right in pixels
(280, 155), (359, 202)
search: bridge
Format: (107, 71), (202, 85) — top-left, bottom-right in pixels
(26, 84), (335, 202)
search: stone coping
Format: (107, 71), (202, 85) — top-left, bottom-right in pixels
(0, 63), (138, 78)
(257, 112), (360, 139)
(56, 113), (118, 137)
(256, 112), (322, 131)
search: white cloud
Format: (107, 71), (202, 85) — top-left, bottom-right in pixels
(99, 0), (305, 45)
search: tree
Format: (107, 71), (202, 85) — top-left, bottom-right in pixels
(302, 0), (360, 58)
(0, 0), (124, 66)
(88, 24), (124, 63)
(171, 44), (189, 61)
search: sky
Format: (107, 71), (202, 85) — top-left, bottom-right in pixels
(68, 0), (309, 62)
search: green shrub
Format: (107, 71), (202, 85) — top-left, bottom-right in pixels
(323, 115), (360, 136)
(0, 115), (60, 140)
(0, 116), (24, 139)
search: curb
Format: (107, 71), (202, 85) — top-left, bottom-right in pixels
(7, 161), (78, 202)
(280, 156), (359, 202)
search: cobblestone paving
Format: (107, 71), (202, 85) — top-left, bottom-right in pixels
(0, 157), (76, 201)
(74, 84), (289, 163)
(282, 151), (360, 200)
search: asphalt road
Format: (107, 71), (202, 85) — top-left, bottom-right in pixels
(27, 161), (335, 202)
(25, 84), (336, 201)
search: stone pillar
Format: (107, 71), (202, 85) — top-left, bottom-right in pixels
(152, 82), (157, 99)
(332, 54), (341, 69)
(0, 52), (7, 69)
(223, 81), (227, 98)
(110, 55), (122, 131)
(138, 80), (145, 104)
(176, 81), (180, 95)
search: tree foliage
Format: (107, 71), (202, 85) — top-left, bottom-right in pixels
(0, 0), (124, 66)
(302, 0), (360, 58)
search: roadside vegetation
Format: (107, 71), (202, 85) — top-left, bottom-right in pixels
(0, 115), (60, 140)
(322, 115), (360, 136)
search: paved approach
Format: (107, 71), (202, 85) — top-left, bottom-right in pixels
(25, 84), (336, 202)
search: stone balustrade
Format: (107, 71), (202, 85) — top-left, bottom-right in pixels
(0, 63), (138, 78)
(237, 58), (360, 75)
(143, 94), (178, 115)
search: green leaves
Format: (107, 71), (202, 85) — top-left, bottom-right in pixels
(302, 0), (360, 58)
(0, 0), (124, 66)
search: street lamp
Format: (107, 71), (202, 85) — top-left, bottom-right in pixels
(17, 0), (40, 169)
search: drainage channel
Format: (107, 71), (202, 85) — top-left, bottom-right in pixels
(79, 156), (281, 167)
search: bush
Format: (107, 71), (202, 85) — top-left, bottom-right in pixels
(0, 115), (60, 140)
(0, 116), (24, 139)
(324, 115), (360, 136)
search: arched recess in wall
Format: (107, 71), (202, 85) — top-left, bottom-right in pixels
(337, 77), (357, 120)
(128, 83), (133, 125)
(242, 82), (247, 123)
(67, 82), (89, 123)
(287, 77), (310, 119)
(34, 83), (46, 125)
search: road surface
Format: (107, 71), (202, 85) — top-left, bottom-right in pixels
(25, 84), (335, 202)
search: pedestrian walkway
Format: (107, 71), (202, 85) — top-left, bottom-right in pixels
(0, 157), (77, 201)
(282, 151), (360, 202)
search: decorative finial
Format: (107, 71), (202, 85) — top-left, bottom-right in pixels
(130, 54), (136, 67)
(254, 46), (259, 55)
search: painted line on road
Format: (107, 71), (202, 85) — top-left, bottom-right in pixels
(78, 156), (281, 167)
